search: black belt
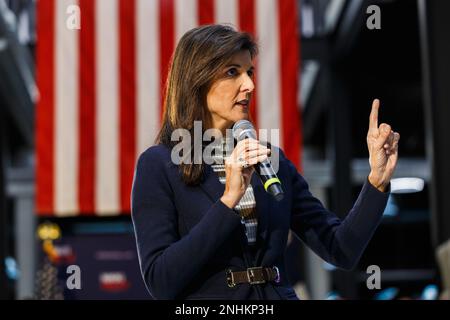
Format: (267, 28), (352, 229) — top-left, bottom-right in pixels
(226, 266), (280, 287)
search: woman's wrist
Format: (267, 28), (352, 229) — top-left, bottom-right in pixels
(220, 193), (240, 209)
(368, 172), (388, 192)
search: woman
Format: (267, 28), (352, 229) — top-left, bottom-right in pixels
(131, 24), (400, 300)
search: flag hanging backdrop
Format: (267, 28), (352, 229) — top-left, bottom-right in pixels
(36, 0), (302, 217)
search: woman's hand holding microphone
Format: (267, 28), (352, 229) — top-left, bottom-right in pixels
(220, 139), (271, 209)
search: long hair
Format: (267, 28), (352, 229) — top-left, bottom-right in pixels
(156, 24), (258, 185)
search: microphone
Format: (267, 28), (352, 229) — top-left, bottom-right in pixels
(232, 120), (284, 201)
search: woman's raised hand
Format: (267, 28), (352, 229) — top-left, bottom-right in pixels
(367, 99), (400, 192)
(220, 138), (271, 209)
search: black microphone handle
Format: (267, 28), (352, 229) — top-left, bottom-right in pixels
(254, 159), (284, 202)
(232, 120), (284, 201)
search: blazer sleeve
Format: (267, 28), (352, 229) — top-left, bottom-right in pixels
(283, 151), (390, 270)
(131, 146), (242, 299)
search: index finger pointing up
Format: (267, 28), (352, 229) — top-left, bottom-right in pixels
(369, 99), (380, 130)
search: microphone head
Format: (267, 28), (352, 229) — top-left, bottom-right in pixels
(232, 120), (257, 141)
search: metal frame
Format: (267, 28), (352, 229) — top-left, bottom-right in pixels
(0, 3), (36, 147)
(418, 0), (450, 248)
(0, 94), (9, 298)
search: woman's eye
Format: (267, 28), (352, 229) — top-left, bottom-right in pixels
(247, 70), (254, 77)
(226, 68), (238, 77)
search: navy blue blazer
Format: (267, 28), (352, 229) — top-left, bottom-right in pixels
(131, 144), (390, 300)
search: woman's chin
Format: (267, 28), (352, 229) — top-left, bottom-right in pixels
(235, 110), (249, 121)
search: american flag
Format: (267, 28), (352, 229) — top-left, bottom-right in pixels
(36, 0), (302, 217)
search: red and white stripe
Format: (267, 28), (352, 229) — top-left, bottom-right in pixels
(54, 0), (79, 215)
(96, 0), (119, 215)
(36, 0), (301, 216)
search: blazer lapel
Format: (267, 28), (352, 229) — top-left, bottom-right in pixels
(199, 165), (225, 203)
(251, 174), (271, 243)
(199, 165), (272, 243)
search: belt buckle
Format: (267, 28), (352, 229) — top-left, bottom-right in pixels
(273, 266), (281, 283)
(226, 269), (236, 288)
(247, 267), (266, 285)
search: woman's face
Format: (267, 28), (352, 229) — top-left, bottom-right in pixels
(206, 50), (255, 133)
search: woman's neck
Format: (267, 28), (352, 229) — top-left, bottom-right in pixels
(210, 122), (233, 140)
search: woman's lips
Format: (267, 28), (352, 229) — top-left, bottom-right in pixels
(235, 100), (249, 106)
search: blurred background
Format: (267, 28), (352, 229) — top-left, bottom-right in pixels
(1, 0), (450, 300)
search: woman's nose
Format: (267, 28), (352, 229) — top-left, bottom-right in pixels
(241, 73), (255, 93)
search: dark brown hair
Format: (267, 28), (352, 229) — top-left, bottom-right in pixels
(156, 24), (258, 185)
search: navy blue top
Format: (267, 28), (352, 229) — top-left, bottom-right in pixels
(131, 144), (390, 300)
